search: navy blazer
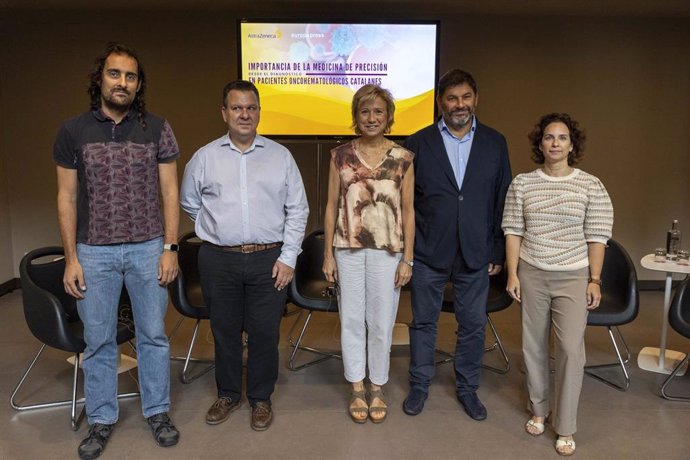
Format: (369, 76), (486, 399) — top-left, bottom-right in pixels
(405, 120), (512, 271)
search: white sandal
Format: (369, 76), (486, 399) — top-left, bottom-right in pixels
(524, 416), (546, 436)
(555, 437), (576, 456)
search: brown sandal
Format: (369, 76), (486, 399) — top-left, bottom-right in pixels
(368, 388), (387, 423)
(349, 389), (368, 424)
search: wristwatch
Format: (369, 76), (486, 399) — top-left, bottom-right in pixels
(163, 243), (180, 253)
(588, 277), (602, 286)
(401, 259), (414, 267)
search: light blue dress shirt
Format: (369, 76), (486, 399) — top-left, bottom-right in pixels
(438, 116), (477, 190)
(180, 133), (309, 268)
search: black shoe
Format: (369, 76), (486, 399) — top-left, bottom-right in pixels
(402, 388), (427, 416)
(457, 392), (487, 421)
(78, 423), (113, 460)
(147, 412), (180, 447)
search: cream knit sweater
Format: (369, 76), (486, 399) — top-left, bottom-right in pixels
(501, 168), (613, 271)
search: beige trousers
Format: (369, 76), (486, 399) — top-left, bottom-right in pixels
(519, 260), (589, 436)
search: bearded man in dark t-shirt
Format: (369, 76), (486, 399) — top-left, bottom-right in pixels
(54, 42), (180, 460)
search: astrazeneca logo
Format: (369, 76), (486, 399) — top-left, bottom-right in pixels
(248, 29), (282, 39)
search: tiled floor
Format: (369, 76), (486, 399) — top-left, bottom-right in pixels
(2, 288), (690, 459)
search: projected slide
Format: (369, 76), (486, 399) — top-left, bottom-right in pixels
(240, 22), (438, 137)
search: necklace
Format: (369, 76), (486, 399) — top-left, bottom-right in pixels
(356, 139), (391, 167)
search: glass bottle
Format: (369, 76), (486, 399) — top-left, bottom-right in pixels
(666, 219), (681, 260)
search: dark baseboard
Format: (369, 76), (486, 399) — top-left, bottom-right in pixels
(0, 278), (20, 297)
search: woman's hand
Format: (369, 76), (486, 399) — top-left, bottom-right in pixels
(322, 254), (338, 283)
(506, 273), (521, 303)
(395, 261), (412, 288)
(586, 282), (601, 310)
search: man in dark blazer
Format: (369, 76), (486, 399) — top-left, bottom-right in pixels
(403, 69), (512, 420)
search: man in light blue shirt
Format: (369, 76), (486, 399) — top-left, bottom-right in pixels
(403, 69), (512, 422)
(180, 80), (308, 431)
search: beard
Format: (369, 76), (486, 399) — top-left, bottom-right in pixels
(445, 108), (473, 131)
(101, 88), (135, 112)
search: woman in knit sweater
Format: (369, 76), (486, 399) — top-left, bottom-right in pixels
(502, 113), (613, 456)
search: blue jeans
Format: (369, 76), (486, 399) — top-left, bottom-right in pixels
(77, 237), (170, 425)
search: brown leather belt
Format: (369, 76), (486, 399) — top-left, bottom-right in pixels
(209, 242), (282, 254)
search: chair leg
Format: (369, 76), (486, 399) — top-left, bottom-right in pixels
(170, 319), (215, 384)
(10, 344), (79, 412)
(482, 315), (510, 374)
(12, 345), (140, 430)
(660, 352), (690, 401)
(167, 316), (185, 342)
(287, 310), (341, 371)
(585, 326), (631, 391)
(71, 353), (84, 431)
(435, 314), (511, 374)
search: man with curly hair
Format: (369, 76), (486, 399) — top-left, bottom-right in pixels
(54, 42), (180, 459)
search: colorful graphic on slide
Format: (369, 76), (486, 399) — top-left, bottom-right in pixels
(240, 22), (438, 136)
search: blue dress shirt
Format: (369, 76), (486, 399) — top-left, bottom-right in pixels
(180, 133), (309, 268)
(438, 116), (477, 190)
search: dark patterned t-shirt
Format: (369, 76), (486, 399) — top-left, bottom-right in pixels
(53, 110), (179, 245)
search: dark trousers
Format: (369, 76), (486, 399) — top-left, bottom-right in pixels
(408, 251), (489, 396)
(198, 244), (286, 405)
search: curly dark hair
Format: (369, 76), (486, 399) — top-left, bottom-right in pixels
(88, 42), (147, 129)
(528, 113), (586, 165)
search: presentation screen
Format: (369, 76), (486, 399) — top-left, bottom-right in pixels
(239, 21), (439, 137)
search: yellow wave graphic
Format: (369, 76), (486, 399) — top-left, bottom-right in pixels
(257, 89), (435, 136)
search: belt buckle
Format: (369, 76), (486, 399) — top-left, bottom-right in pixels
(241, 244), (256, 254)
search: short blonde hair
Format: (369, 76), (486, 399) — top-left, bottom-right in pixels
(351, 84), (396, 135)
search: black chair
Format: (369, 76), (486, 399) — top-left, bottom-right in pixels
(10, 247), (139, 430)
(660, 277), (690, 401)
(436, 269), (514, 373)
(584, 239), (639, 391)
(287, 229), (341, 371)
(168, 232), (214, 383)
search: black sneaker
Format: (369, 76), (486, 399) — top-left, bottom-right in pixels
(147, 412), (179, 447)
(78, 423), (113, 460)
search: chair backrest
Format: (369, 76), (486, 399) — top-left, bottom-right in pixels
(587, 239), (639, 326)
(288, 229), (338, 312)
(169, 231), (209, 319)
(19, 247), (84, 351)
(669, 278), (690, 338)
(486, 269), (513, 313)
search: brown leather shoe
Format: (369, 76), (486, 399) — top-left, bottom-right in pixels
(206, 397), (241, 425)
(250, 401), (273, 431)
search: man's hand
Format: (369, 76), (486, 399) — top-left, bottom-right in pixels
(64, 260), (86, 299)
(488, 263), (503, 276)
(158, 251), (179, 286)
(273, 260), (294, 291)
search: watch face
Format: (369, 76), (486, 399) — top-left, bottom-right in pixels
(165, 244), (179, 252)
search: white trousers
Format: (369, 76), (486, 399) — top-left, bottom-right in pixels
(335, 248), (402, 385)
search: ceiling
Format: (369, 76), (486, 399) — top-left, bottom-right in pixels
(2, 0), (690, 17)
